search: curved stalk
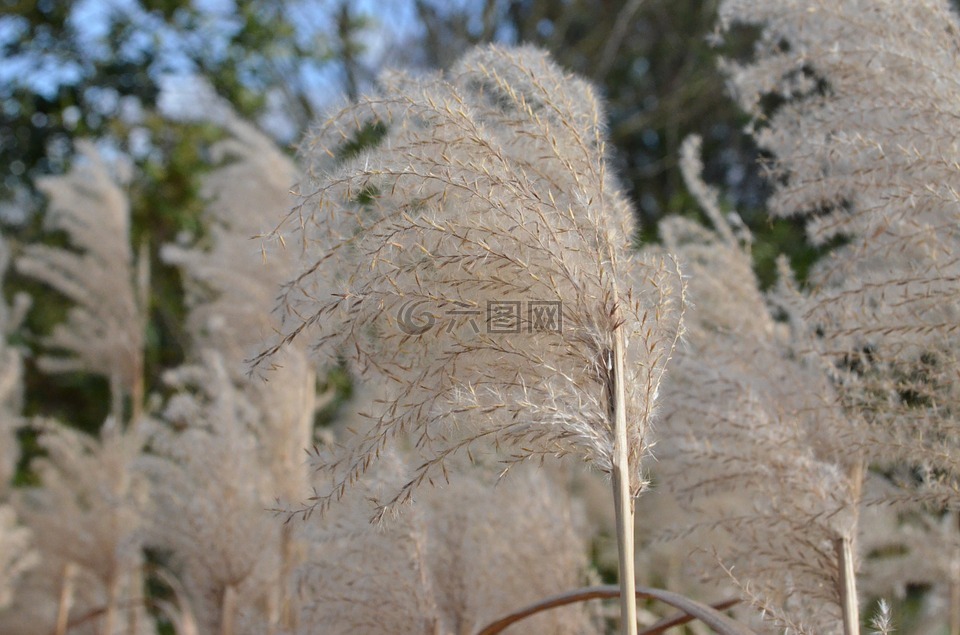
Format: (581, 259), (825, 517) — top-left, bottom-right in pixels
(220, 584), (237, 635)
(640, 598), (741, 635)
(474, 584), (754, 635)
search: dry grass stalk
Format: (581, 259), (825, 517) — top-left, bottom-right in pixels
(836, 534), (859, 635)
(54, 562), (76, 635)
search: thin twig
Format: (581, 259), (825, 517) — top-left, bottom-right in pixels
(597, 0), (645, 77)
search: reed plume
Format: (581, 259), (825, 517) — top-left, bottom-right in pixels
(257, 44), (684, 634)
(0, 237), (27, 493)
(294, 434), (596, 635)
(156, 101), (319, 632)
(3, 142), (151, 635)
(1, 419), (151, 635)
(161, 103), (316, 504)
(650, 136), (868, 634)
(141, 352), (284, 635)
(717, 1), (960, 628)
(0, 238), (34, 614)
(719, 0), (960, 500)
(16, 141), (147, 423)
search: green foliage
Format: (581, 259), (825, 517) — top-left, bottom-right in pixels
(750, 218), (842, 290)
(0, 0), (366, 437)
(314, 363), (353, 429)
(334, 120), (389, 163)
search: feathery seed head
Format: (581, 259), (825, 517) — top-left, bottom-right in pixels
(257, 44), (683, 518)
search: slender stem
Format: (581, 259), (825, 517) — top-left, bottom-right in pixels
(952, 579), (960, 635)
(132, 237), (149, 427)
(835, 534), (859, 635)
(55, 562), (77, 635)
(474, 584), (754, 635)
(279, 523), (297, 632)
(128, 564), (143, 635)
(610, 329), (638, 635)
(951, 510), (960, 635)
(109, 374), (124, 427)
(221, 584), (238, 635)
(612, 468), (638, 635)
(607, 328), (637, 635)
(130, 368), (144, 425)
(596, 0), (645, 76)
(101, 573), (120, 635)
